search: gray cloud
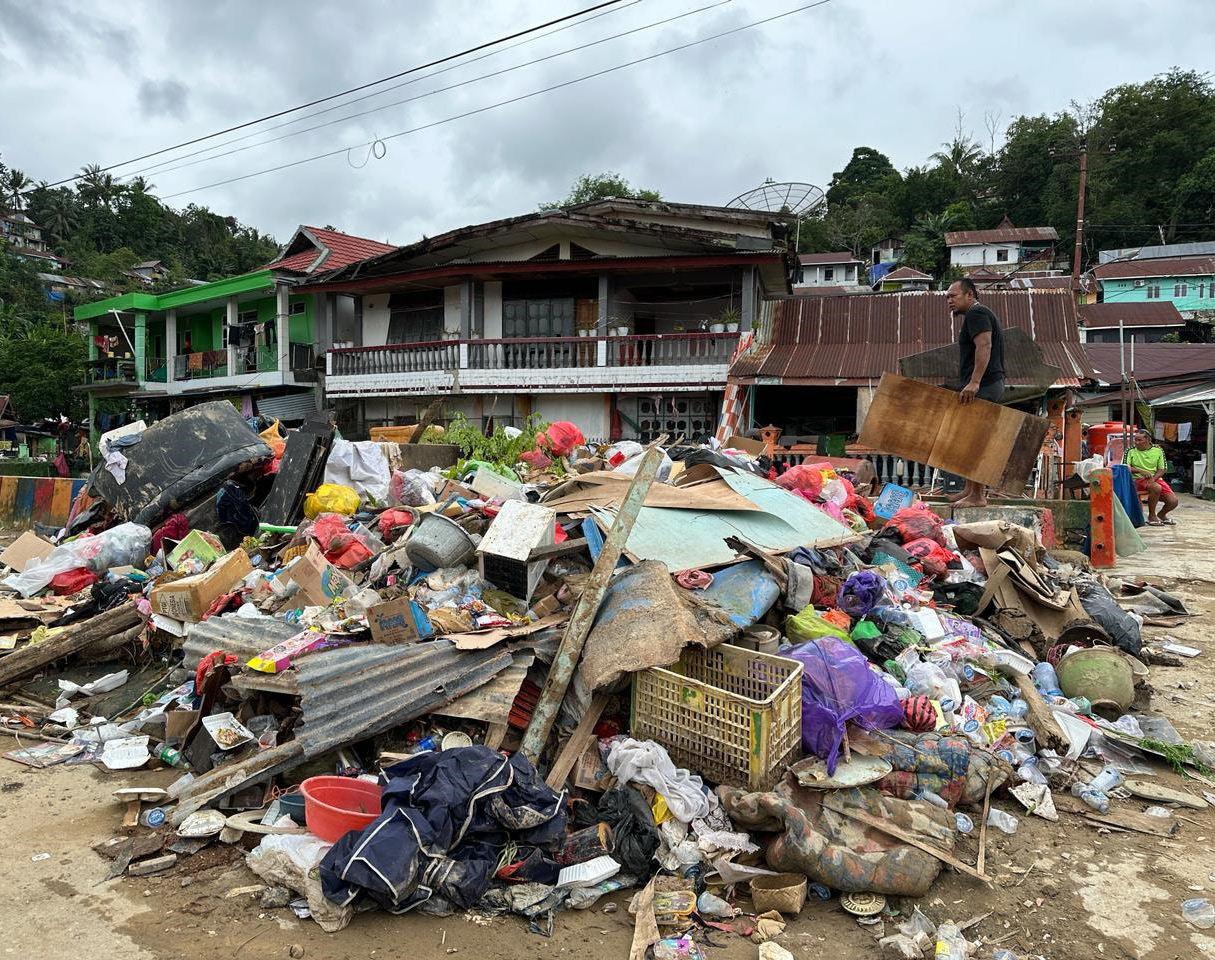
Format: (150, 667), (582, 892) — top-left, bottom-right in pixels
(0, 0), (1211, 248)
(138, 79), (190, 119)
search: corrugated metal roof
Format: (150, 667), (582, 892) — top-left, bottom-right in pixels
(732, 290), (1094, 387)
(170, 640), (512, 824)
(798, 252), (859, 265)
(1078, 302), (1185, 328)
(1075, 379), (1208, 407)
(1092, 256), (1215, 280)
(1152, 381), (1215, 407)
(945, 226), (1059, 245)
(1084, 343), (1215, 384)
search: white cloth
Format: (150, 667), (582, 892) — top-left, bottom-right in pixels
(103, 447), (127, 484)
(323, 438), (391, 504)
(605, 737), (710, 822)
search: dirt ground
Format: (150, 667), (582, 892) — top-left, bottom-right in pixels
(3, 501), (1215, 959)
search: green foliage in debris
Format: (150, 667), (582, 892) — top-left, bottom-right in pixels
(442, 413), (550, 471)
(1139, 737), (1213, 777)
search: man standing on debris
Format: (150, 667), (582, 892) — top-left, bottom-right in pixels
(946, 277), (1005, 507)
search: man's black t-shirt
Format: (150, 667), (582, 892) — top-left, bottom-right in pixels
(958, 303), (1005, 388)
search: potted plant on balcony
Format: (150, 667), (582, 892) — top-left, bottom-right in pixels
(609, 316), (632, 338)
(716, 306), (741, 334)
(576, 315), (596, 338)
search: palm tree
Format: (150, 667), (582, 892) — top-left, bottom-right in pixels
(40, 190), (79, 242)
(127, 175), (155, 195)
(4, 167), (32, 211)
(77, 163), (119, 210)
(930, 135), (983, 176)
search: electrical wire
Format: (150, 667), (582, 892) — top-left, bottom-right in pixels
(123, 0), (648, 181)
(35, 0), (630, 189)
(160, 0), (834, 201)
(131, 0), (731, 183)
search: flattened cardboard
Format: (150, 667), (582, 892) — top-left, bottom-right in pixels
(0, 531), (54, 573)
(450, 613), (568, 650)
(725, 434), (766, 456)
(282, 543), (355, 606)
(367, 596), (420, 644)
(858, 373), (1050, 492)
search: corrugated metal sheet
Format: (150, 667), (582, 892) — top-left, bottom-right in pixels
(1092, 256), (1215, 280)
(730, 290), (1094, 387)
(1152, 381), (1215, 407)
(171, 640), (512, 825)
(182, 615), (300, 670)
(256, 391), (319, 422)
(1084, 343), (1215, 384)
(945, 226), (1059, 245)
(1078, 302), (1185, 328)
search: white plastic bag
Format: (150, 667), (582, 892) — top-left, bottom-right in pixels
(324, 438), (391, 505)
(2, 522), (151, 597)
(607, 442), (673, 482)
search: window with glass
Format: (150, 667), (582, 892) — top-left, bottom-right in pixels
(1146, 285), (1161, 299)
(502, 298), (576, 338)
(1174, 282), (1188, 298)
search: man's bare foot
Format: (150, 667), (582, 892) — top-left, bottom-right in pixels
(954, 496), (989, 508)
(946, 489), (968, 503)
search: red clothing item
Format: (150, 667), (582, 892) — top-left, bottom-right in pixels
(1134, 476), (1174, 496)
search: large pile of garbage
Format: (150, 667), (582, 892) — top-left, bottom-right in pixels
(2, 403), (1212, 956)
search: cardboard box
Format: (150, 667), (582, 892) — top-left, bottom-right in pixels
(282, 542), (356, 606)
(165, 707), (200, 742)
(366, 596), (420, 644)
(0, 531), (54, 573)
(149, 548), (253, 623)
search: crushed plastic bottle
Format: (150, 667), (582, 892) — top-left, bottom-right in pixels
(1070, 780), (1110, 814)
(1182, 898), (1215, 929)
(1089, 765), (1123, 794)
(695, 891), (732, 918)
(933, 921), (971, 960)
(1031, 661), (1063, 698)
(954, 812), (974, 834)
(1017, 760), (1048, 786)
(986, 809), (1020, 834)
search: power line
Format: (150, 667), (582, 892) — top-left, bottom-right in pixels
(131, 0), (732, 184)
(38, 0), (629, 189)
(161, 0), (835, 201)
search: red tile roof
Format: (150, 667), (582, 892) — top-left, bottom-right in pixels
(945, 225), (1058, 245)
(1078, 301), (1184, 329)
(798, 251), (860, 265)
(1091, 255), (1215, 280)
(266, 226), (396, 274)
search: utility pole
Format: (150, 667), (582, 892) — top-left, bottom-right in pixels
(1071, 139), (1088, 294)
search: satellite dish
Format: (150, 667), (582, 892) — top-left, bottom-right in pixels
(727, 179), (825, 216)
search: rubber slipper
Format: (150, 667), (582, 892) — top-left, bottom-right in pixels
(1160, 518), (1177, 525)
(1146, 519), (1163, 526)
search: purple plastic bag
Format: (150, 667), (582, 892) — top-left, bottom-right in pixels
(787, 636), (905, 774)
(836, 570), (886, 618)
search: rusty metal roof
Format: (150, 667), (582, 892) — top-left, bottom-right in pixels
(1078, 302), (1184, 329)
(1092, 256), (1215, 280)
(731, 290), (1094, 387)
(1083, 343), (1215, 384)
(945, 226), (1059, 245)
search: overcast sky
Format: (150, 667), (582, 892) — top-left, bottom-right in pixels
(1, 0), (1210, 247)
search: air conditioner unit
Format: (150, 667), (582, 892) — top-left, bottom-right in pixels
(1133, 279), (1146, 287)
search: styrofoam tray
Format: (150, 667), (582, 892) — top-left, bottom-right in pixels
(202, 712), (255, 750)
(556, 855), (620, 889)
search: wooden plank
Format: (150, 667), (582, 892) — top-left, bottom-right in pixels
(484, 723), (508, 751)
(831, 804), (992, 885)
(545, 693), (609, 790)
(977, 767), (994, 876)
(50, 479), (73, 526)
(858, 373), (1049, 492)
(14, 478), (35, 525)
(521, 448), (663, 762)
(1012, 674), (1069, 753)
(0, 477), (17, 523)
(1053, 794), (1180, 836)
(407, 399), (443, 445)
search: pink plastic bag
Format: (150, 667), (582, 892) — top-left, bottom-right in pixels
(538, 421), (584, 456)
(776, 464), (825, 499)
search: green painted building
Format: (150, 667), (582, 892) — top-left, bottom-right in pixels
(73, 226), (394, 434)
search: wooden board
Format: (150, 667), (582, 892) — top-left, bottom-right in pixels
(858, 373), (1049, 492)
(260, 414), (334, 526)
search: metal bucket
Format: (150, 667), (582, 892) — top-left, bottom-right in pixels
(405, 512), (475, 570)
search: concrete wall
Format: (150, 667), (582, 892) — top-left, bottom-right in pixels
(484, 281), (503, 339)
(532, 393), (611, 441)
(443, 285), (460, 336)
(950, 242), (1020, 267)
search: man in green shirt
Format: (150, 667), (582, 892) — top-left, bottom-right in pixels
(1125, 429), (1178, 525)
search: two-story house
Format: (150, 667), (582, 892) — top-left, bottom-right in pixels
(1, 209), (68, 271)
(794, 252), (863, 288)
(306, 199), (796, 443)
(73, 225), (394, 435)
(945, 216), (1059, 275)
(1091, 243), (1215, 319)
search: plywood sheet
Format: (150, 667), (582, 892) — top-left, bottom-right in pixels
(858, 373), (1049, 492)
(542, 474), (759, 513)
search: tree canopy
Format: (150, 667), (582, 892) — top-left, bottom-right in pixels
(796, 69), (1215, 274)
(541, 171), (662, 210)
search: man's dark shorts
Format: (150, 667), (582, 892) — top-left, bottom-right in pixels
(976, 380), (1004, 403)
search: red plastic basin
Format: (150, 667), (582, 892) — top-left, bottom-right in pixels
(299, 776), (382, 842)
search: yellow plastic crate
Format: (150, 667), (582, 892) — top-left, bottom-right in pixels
(630, 643), (803, 791)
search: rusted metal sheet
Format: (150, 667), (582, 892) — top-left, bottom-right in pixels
(729, 290), (1095, 387)
(182, 616), (299, 671)
(169, 641), (512, 825)
(1084, 343), (1215, 384)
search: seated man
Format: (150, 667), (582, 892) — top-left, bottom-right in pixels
(1125, 429), (1178, 525)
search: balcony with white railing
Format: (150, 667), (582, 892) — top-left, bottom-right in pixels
(325, 332), (740, 397)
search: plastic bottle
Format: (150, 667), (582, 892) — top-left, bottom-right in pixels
(696, 891), (732, 917)
(954, 812), (974, 834)
(155, 743), (188, 769)
(1017, 760), (1048, 786)
(933, 922), (970, 960)
(986, 809), (1019, 834)
(986, 695), (1013, 717)
(1070, 781), (1110, 814)
(1182, 898), (1215, 929)
(914, 788), (948, 809)
(1008, 698), (1029, 720)
(1090, 765), (1123, 794)
(1031, 661), (1063, 698)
